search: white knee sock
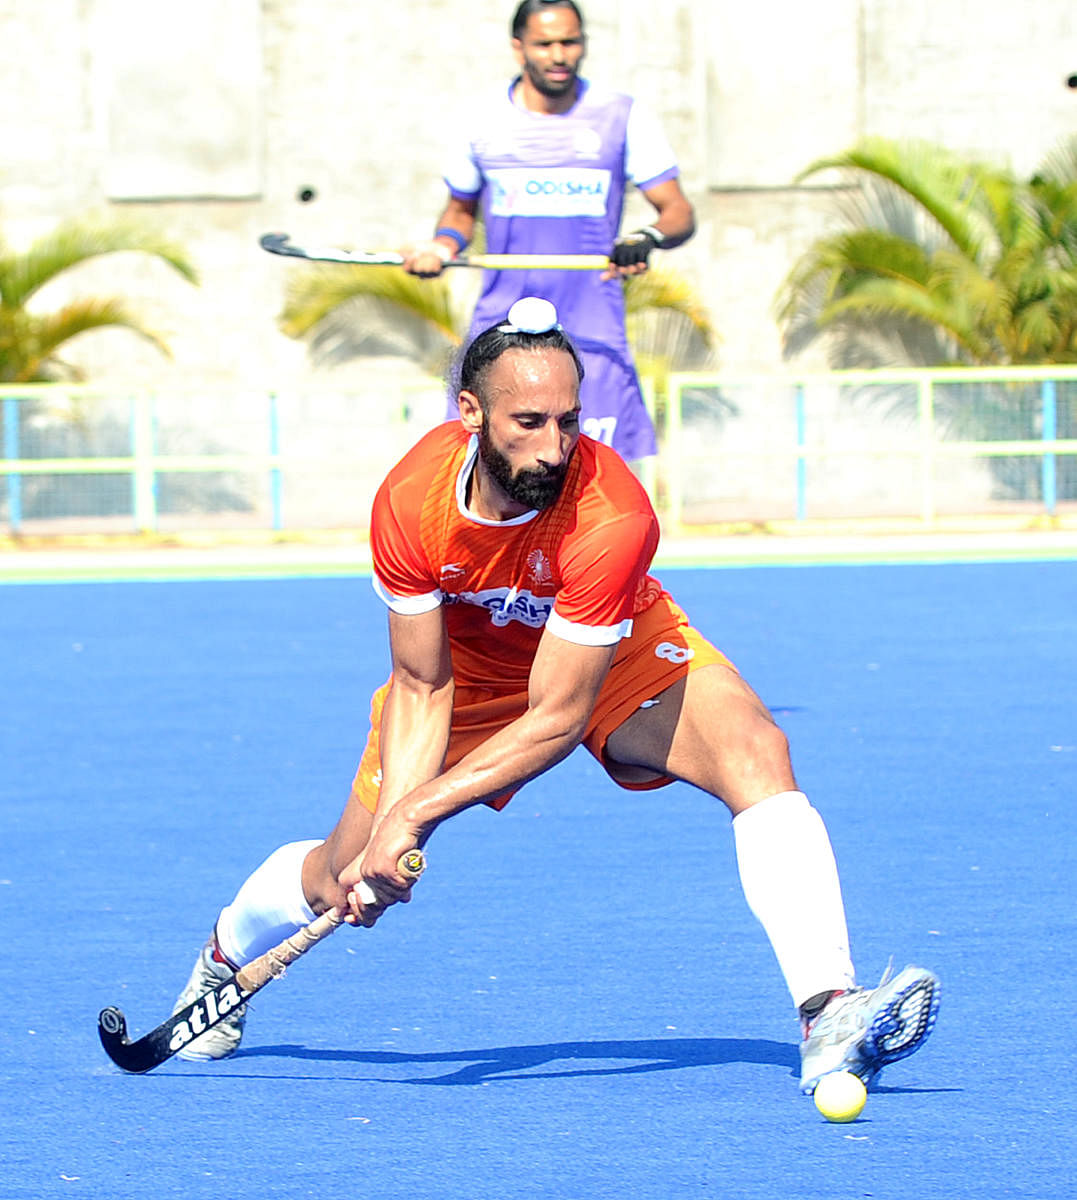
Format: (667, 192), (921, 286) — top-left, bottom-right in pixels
(732, 791), (856, 1010)
(214, 839), (322, 967)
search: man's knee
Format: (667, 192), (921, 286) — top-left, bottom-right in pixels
(747, 707), (791, 760)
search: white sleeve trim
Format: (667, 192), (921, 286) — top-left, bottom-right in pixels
(371, 573), (443, 615)
(625, 99), (678, 187)
(443, 135), (482, 197)
(545, 608), (633, 646)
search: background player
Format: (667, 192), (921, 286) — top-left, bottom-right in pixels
(401, 0), (695, 464)
(172, 297), (939, 1095)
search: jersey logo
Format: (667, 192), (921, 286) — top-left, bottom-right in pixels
(527, 548), (553, 587)
(572, 128), (603, 158)
(440, 562), (467, 585)
(446, 585), (554, 629)
(486, 167), (611, 218)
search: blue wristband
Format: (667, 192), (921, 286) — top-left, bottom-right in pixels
(435, 227), (469, 254)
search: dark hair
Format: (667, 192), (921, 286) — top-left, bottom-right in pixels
(457, 322), (584, 408)
(511, 0), (585, 40)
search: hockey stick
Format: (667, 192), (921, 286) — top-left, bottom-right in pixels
(260, 231), (609, 271)
(97, 849), (426, 1074)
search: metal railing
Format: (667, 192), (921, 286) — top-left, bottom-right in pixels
(0, 381), (444, 537)
(3, 365), (1076, 538)
(663, 365), (1077, 530)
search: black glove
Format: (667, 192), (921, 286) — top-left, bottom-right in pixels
(610, 226), (665, 269)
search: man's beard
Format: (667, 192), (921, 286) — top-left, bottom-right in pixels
(478, 427), (568, 511)
(522, 58), (578, 100)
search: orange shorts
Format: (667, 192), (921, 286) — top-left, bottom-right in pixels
(348, 589), (734, 813)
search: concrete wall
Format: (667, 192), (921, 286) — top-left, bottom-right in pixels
(4, 0), (1076, 394)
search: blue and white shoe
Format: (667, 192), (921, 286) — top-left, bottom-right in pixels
(799, 964), (940, 1093)
(171, 937), (247, 1061)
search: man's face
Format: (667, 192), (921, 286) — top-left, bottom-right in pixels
(465, 347), (581, 514)
(513, 7), (586, 100)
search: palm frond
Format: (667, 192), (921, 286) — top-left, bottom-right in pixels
(277, 260), (720, 382)
(775, 228), (933, 338)
(780, 133), (1077, 367)
(3, 298), (172, 382)
(622, 267), (720, 383)
(818, 278), (996, 363)
(280, 264), (464, 342)
(1011, 299), (1062, 362)
(623, 267), (718, 348)
(0, 217), (198, 308)
(1029, 137), (1077, 266)
(1035, 132), (1077, 187)
(797, 137), (1009, 260)
(279, 264), (468, 378)
(833, 174), (953, 255)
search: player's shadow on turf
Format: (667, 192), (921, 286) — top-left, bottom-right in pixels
(238, 1036), (799, 1085)
(868, 1083), (960, 1095)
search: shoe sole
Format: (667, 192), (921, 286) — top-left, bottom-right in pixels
(176, 1045), (239, 1062)
(863, 972), (940, 1070)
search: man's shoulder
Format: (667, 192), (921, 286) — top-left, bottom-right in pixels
(382, 422), (468, 497)
(576, 80), (634, 107)
(573, 437), (656, 521)
(554, 440), (661, 594)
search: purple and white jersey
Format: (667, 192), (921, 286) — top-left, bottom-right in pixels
(443, 79), (681, 461)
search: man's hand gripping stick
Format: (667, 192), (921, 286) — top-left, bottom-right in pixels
(97, 850), (426, 1073)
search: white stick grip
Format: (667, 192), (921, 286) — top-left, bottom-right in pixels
(353, 849), (426, 906)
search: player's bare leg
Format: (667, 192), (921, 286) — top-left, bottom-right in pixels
(604, 663), (938, 1091)
(166, 795), (377, 1060)
(604, 662), (794, 812)
(170, 836), (326, 1060)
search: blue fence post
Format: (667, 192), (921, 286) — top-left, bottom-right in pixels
(130, 394), (158, 533)
(1041, 379), (1057, 517)
(269, 392), (282, 531)
(795, 383), (807, 521)
(918, 376), (936, 523)
(3, 396), (22, 533)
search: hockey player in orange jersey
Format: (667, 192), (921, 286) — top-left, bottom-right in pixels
(172, 297), (939, 1093)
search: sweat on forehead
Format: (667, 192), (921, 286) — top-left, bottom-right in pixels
(458, 324), (585, 401)
(468, 346), (582, 411)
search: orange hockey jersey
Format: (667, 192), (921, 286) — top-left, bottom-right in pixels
(370, 422), (663, 690)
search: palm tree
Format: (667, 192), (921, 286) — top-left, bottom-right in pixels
(0, 214), (199, 523)
(0, 214), (199, 382)
(775, 135), (1077, 368)
(775, 135), (1077, 499)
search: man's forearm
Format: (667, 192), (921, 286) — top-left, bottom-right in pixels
(432, 202), (476, 256)
(376, 678), (454, 818)
(394, 704), (587, 834)
(647, 203), (695, 250)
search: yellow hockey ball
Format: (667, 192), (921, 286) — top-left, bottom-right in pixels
(813, 1071), (867, 1122)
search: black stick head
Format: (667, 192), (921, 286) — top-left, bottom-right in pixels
(98, 1005), (128, 1040)
(259, 232), (295, 256)
(98, 1005), (163, 1074)
(98, 1005), (149, 1073)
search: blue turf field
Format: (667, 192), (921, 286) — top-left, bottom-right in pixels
(2, 561), (1075, 1199)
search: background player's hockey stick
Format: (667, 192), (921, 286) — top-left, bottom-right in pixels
(98, 849), (426, 1074)
(260, 231), (609, 271)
